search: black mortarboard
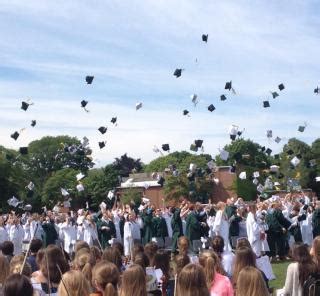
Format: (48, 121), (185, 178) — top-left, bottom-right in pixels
(194, 139), (203, 148)
(230, 134), (236, 141)
(263, 101), (270, 108)
(266, 148), (272, 155)
(260, 146), (266, 152)
(287, 149), (294, 155)
(98, 141), (106, 149)
(98, 126), (107, 134)
(220, 95), (227, 101)
(81, 100), (88, 108)
(173, 69), (183, 78)
(11, 131), (19, 141)
(278, 83), (285, 91)
(31, 120), (36, 127)
(237, 130), (242, 136)
(297, 153), (302, 159)
(298, 125), (305, 132)
(208, 104), (215, 112)
(157, 176), (165, 187)
(183, 110), (189, 116)
(19, 147), (28, 154)
(314, 87), (319, 94)
(202, 34), (208, 42)
(86, 76), (94, 84)
(162, 144), (170, 151)
(111, 117), (117, 124)
(225, 81), (232, 90)
(230, 165), (236, 173)
(271, 91), (279, 99)
(21, 101), (30, 111)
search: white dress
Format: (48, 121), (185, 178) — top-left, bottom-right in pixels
(123, 221), (134, 257)
(246, 212), (262, 257)
(8, 224), (25, 255)
(83, 220), (98, 246)
(300, 213), (313, 246)
(213, 210), (231, 251)
(0, 226), (8, 244)
(60, 222), (77, 254)
(207, 215), (215, 239)
(112, 210), (122, 242)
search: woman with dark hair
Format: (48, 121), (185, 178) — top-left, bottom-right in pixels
(283, 243), (317, 296)
(3, 274), (34, 296)
(211, 236), (234, 277)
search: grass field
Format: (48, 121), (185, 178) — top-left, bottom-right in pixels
(270, 261), (291, 290)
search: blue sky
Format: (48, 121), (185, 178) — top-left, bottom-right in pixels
(0, 0), (319, 166)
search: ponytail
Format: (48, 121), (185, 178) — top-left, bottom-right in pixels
(104, 282), (117, 296)
(204, 256), (215, 288)
(82, 262), (92, 283)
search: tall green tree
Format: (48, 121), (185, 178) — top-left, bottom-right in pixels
(112, 153), (144, 177)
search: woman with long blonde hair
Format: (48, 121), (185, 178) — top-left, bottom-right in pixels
(236, 266), (269, 296)
(199, 251), (233, 296)
(58, 270), (91, 296)
(119, 264), (146, 296)
(91, 261), (119, 296)
(311, 235), (320, 271)
(73, 251), (95, 284)
(176, 263), (209, 296)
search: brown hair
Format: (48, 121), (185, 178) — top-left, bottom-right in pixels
(175, 254), (190, 276)
(92, 261), (119, 296)
(40, 245), (70, 284)
(211, 236), (224, 257)
(311, 236), (320, 271)
(232, 247), (256, 286)
(0, 254), (9, 284)
(178, 236), (189, 256)
(9, 255), (32, 276)
(236, 266), (269, 296)
(134, 252), (149, 271)
(153, 249), (170, 278)
(102, 248), (122, 272)
(73, 251), (95, 284)
(3, 274), (33, 296)
(199, 250), (223, 288)
(75, 241), (90, 254)
(58, 270), (91, 296)
(236, 237), (251, 250)
(144, 242), (158, 266)
(119, 264), (147, 296)
(90, 246), (102, 262)
(176, 263), (209, 296)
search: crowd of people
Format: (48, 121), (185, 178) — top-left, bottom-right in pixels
(0, 191), (320, 295)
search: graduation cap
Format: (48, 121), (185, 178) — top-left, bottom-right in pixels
(260, 146), (266, 152)
(98, 141), (106, 149)
(225, 81), (232, 90)
(298, 123), (307, 132)
(291, 156), (300, 167)
(19, 147), (28, 154)
(296, 153), (303, 159)
(27, 181), (35, 191)
(263, 101), (270, 108)
(7, 196), (22, 208)
(208, 104), (215, 112)
(274, 137), (281, 143)
(31, 120), (36, 127)
(11, 131), (19, 141)
(237, 130), (243, 137)
(239, 172), (246, 180)
(314, 86), (319, 94)
(76, 172), (85, 181)
(202, 34), (208, 42)
(61, 188), (69, 196)
(194, 139), (203, 148)
(157, 176), (165, 187)
(278, 173), (284, 179)
(267, 130), (273, 138)
(98, 126), (107, 134)
(191, 94), (198, 106)
(278, 83), (285, 91)
(220, 95), (227, 101)
(183, 110), (189, 116)
(162, 144), (170, 151)
(21, 101), (32, 111)
(219, 149), (229, 161)
(229, 125), (239, 140)
(230, 165), (236, 173)
(111, 117), (117, 124)
(271, 91), (279, 99)
(85, 75), (94, 84)
(190, 144), (197, 152)
(76, 183), (84, 192)
(136, 102), (143, 110)
(81, 100), (89, 112)
(173, 69), (183, 78)
(265, 148), (272, 155)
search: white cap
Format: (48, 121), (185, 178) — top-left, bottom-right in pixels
(76, 172), (85, 181)
(207, 160), (215, 170)
(76, 183), (84, 192)
(291, 156), (300, 167)
(61, 188), (69, 196)
(100, 202), (107, 209)
(252, 178), (259, 185)
(135, 102), (143, 110)
(189, 163), (197, 172)
(107, 190), (115, 200)
(142, 197), (150, 204)
(7, 196), (22, 208)
(253, 171), (260, 178)
(219, 149), (229, 161)
(274, 137), (281, 144)
(27, 181), (34, 191)
(257, 184), (264, 193)
(239, 171), (246, 180)
(270, 165), (279, 172)
(229, 124), (239, 136)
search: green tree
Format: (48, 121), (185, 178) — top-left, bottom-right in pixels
(121, 187), (142, 205)
(112, 154), (144, 177)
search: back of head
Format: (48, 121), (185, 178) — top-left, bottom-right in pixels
(3, 274), (33, 296)
(211, 236), (224, 255)
(236, 266), (269, 296)
(40, 245), (70, 284)
(58, 270), (91, 296)
(178, 236), (189, 256)
(92, 261), (119, 296)
(112, 242), (124, 256)
(175, 254), (190, 276)
(120, 264), (147, 296)
(134, 252), (149, 271)
(132, 244), (144, 261)
(177, 263), (209, 296)
(153, 249), (170, 277)
(102, 247), (122, 272)
(90, 246), (102, 262)
(236, 237), (251, 250)
(144, 242), (158, 266)
(1, 241), (14, 256)
(75, 241), (90, 254)
(233, 247), (256, 286)
(29, 239), (43, 254)
(199, 250), (220, 288)
(312, 236), (320, 271)
(74, 251), (95, 283)
(0, 254), (9, 284)
(9, 255), (32, 277)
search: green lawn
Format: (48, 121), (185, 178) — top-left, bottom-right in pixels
(270, 261), (291, 290)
